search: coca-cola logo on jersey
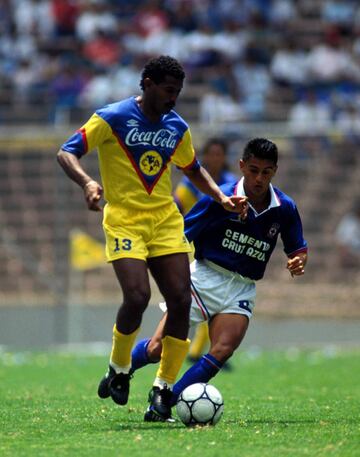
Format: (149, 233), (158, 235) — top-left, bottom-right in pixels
(125, 128), (177, 148)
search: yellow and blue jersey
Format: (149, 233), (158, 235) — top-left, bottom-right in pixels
(61, 96), (200, 211)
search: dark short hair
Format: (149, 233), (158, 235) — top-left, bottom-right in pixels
(243, 138), (278, 165)
(140, 55), (185, 90)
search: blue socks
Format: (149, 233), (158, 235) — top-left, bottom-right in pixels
(171, 353), (223, 405)
(131, 338), (156, 371)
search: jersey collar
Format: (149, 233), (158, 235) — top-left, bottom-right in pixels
(235, 177), (281, 216)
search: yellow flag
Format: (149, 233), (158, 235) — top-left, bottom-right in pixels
(70, 229), (106, 270)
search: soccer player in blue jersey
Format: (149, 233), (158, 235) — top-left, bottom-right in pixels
(56, 55), (248, 422)
(131, 137), (308, 417)
(174, 137), (238, 364)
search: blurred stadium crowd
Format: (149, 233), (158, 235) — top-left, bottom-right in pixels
(2, 0), (360, 128)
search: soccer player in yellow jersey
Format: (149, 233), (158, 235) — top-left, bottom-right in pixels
(57, 55), (248, 422)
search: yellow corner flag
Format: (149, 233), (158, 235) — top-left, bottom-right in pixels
(70, 229), (106, 270)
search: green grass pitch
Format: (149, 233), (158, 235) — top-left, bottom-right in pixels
(0, 347), (359, 457)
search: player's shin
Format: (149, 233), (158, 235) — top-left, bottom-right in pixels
(171, 353), (222, 405)
(110, 324), (140, 374)
(153, 335), (190, 389)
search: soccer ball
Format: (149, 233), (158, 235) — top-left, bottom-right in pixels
(176, 383), (224, 426)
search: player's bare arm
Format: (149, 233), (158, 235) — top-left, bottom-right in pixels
(57, 149), (103, 212)
(183, 166), (248, 216)
(287, 252), (308, 276)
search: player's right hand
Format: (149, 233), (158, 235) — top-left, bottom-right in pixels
(229, 196), (248, 219)
(83, 180), (103, 211)
(220, 195), (248, 218)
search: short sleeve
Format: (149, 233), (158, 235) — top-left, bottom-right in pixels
(171, 129), (199, 170)
(61, 113), (112, 157)
(280, 202), (308, 256)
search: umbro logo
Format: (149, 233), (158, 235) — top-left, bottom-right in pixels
(127, 119), (139, 127)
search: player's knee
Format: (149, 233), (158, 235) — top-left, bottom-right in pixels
(123, 288), (150, 314)
(147, 338), (162, 362)
(209, 342), (235, 363)
(166, 290), (191, 317)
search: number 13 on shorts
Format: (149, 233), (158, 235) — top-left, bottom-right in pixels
(103, 225), (139, 261)
(114, 238), (132, 252)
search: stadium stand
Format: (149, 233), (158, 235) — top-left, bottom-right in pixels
(1, 1), (360, 126)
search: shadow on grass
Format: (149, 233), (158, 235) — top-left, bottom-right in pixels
(113, 423), (184, 431)
(96, 415), (185, 431)
(100, 421), (184, 431)
(95, 413), (359, 432)
(227, 418), (359, 425)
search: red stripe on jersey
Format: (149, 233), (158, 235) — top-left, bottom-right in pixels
(288, 247), (308, 258)
(179, 156), (199, 171)
(191, 288), (208, 321)
(76, 128), (88, 154)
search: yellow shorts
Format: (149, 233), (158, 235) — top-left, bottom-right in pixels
(103, 203), (191, 262)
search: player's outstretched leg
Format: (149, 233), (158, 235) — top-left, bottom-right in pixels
(188, 322), (233, 371)
(171, 313), (249, 405)
(171, 353), (222, 405)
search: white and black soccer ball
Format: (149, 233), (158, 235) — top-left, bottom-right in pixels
(176, 383), (224, 426)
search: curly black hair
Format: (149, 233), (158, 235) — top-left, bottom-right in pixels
(140, 55), (185, 90)
(243, 138), (278, 165)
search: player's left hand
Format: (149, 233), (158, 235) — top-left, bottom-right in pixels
(220, 195), (248, 218)
(287, 255), (306, 276)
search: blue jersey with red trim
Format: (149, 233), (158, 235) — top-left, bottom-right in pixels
(184, 178), (307, 280)
(61, 96), (199, 210)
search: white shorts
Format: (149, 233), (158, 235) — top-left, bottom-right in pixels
(160, 259), (256, 326)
